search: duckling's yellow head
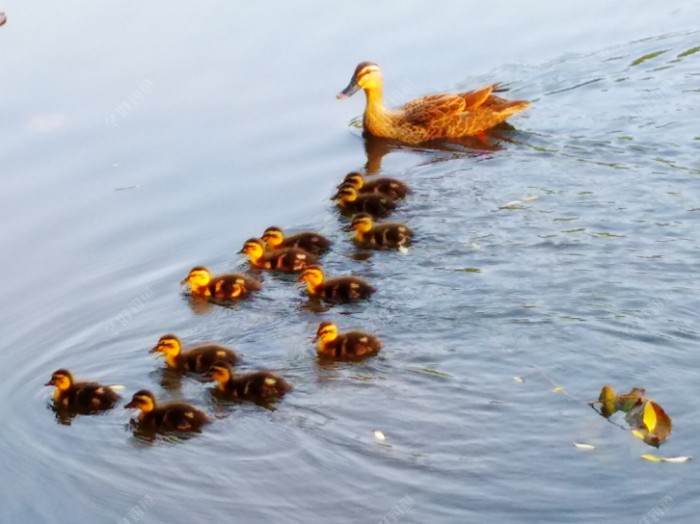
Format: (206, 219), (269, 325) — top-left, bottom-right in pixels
(341, 172), (365, 190)
(299, 265), (325, 289)
(125, 390), (156, 413)
(181, 266), (211, 289)
(333, 183), (359, 203)
(315, 322), (339, 344)
(149, 334), (182, 358)
(240, 238), (266, 261)
(261, 227), (284, 249)
(208, 361), (233, 388)
(45, 369), (74, 391)
(350, 213), (374, 234)
(337, 62), (382, 99)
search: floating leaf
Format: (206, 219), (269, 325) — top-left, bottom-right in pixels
(573, 442), (595, 450)
(456, 267), (481, 273)
(513, 376), (525, 383)
(641, 454), (692, 463)
(677, 46), (700, 58)
(643, 400), (657, 432)
(592, 232), (625, 238)
(373, 430), (386, 441)
(552, 386), (564, 393)
(630, 50), (668, 66)
(592, 385), (672, 446)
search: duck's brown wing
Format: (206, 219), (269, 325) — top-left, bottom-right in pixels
(402, 85), (498, 126)
(402, 94), (466, 126)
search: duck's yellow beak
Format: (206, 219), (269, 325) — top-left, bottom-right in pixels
(337, 80), (360, 99)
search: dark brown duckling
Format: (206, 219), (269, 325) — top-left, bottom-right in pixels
(208, 361), (292, 401)
(125, 390), (210, 432)
(298, 265), (375, 302)
(240, 238), (318, 273)
(349, 213), (414, 250)
(332, 183), (396, 218)
(45, 369), (121, 411)
(261, 226), (331, 255)
(149, 334), (240, 373)
(339, 172), (411, 200)
(181, 266), (262, 300)
(315, 322), (383, 360)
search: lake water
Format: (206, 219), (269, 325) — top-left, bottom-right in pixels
(1, 2), (699, 523)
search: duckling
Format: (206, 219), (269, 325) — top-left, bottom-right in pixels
(337, 62), (530, 144)
(299, 265), (375, 301)
(45, 369), (121, 411)
(150, 334), (240, 373)
(332, 183), (396, 218)
(261, 226), (331, 255)
(339, 172), (411, 200)
(349, 213), (414, 250)
(208, 361), (292, 401)
(315, 321), (382, 359)
(181, 266), (262, 300)
(240, 238), (318, 273)
(125, 390), (210, 432)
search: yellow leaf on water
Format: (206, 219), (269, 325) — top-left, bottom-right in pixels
(631, 430), (645, 440)
(513, 376), (525, 383)
(552, 386), (564, 393)
(573, 442), (595, 450)
(641, 454), (665, 462)
(643, 400), (658, 432)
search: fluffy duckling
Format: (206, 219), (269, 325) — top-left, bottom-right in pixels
(240, 238), (318, 273)
(181, 266), (262, 300)
(315, 322), (383, 359)
(150, 334), (240, 373)
(208, 361), (292, 401)
(349, 213), (414, 250)
(299, 265), (375, 301)
(45, 369), (121, 411)
(339, 172), (411, 200)
(261, 226), (331, 255)
(125, 390), (210, 432)
(332, 183), (396, 218)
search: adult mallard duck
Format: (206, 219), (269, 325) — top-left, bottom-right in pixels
(339, 172), (411, 200)
(45, 369), (121, 411)
(207, 361), (292, 401)
(314, 321), (382, 360)
(298, 265), (375, 302)
(125, 390), (210, 432)
(349, 213), (414, 250)
(149, 334), (240, 373)
(181, 266), (262, 300)
(337, 62), (530, 144)
(240, 238), (318, 273)
(261, 226), (331, 255)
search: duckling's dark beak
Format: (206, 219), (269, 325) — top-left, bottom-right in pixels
(180, 278), (188, 285)
(148, 346), (160, 354)
(337, 80), (360, 99)
(237, 248), (246, 254)
(44, 380), (54, 386)
(124, 401), (136, 409)
(343, 224), (354, 232)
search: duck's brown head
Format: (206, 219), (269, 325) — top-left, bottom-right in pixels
(315, 321), (339, 344)
(261, 227), (284, 249)
(149, 334), (182, 359)
(207, 360), (233, 388)
(125, 390), (156, 413)
(340, 172), (365, 190)
(350, 213), (374, 234)
(240, 238), (266, 262)
(332, 183), (359, 203)
(337, 62), (382, 99)
(181, 266), (212, 291)
(299, 265), (325, 290)
(45, 369), (74, 391)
